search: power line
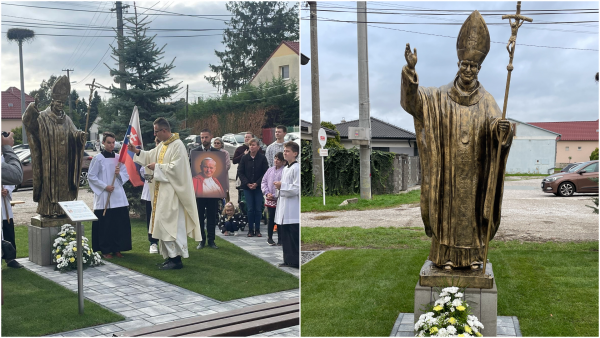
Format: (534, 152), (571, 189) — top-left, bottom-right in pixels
(63, 1), (111, 70)
(2, 2), (232, 20)
(74, 38), (116, 85)
(300, 7), (599, 16)
(300, 16), (598, 26)
(1, 32), (225, 38)
(304, 16), (599, 52)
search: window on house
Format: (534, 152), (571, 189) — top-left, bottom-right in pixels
(565, 147), (569, 151)
(280, 65), (289, 79)
(578, 147), (582, 151)
(8, 103), (13, 107)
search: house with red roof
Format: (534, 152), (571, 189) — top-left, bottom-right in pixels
(249, 41), (299, 95)
(1, 87), (34, 132)
(528, 120), (599, 165)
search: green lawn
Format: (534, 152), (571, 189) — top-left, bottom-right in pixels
(301, 190), (421, 213)
(301, 227), (599, 337)
(11, 219), (298, 302)
(1, 266), (124, 336)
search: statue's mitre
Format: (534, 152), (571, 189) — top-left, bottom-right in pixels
(51, 75), (70, 102)
(456, 10), (490, 64)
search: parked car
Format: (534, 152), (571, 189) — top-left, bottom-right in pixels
(15, 150), (93, 190)
(114, 141), (122, 152)
(284, 132), (301, 146)
(85, 141), (95, 150)
(541, 160), (599, 197)
(560, 162), (582, 173)
(221, 133), (246, 157)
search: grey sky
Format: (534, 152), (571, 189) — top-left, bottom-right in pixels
(1, 1), (241, 103)
(300, 1), (599, 133)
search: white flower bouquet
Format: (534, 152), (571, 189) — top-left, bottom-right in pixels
(415, 286), (484, 337)
(52, 224), (103, 272)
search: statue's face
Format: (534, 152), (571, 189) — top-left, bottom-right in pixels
(201, 160), (216, 178)
(458, 60), (480, 85)
(51, 99), (64, 112)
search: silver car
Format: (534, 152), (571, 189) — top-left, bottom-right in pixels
(222, 134), (246, 158)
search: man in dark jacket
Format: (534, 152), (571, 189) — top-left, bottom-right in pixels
(191, 129), (221, 249)
(237, 138), (269, 237)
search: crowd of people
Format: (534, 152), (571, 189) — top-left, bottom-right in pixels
(0, 120), (299, 271)
(121, 120), (300, 270)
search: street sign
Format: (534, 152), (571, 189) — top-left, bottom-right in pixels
(319, 148), (328, 156)
(318, 128), (327, 147)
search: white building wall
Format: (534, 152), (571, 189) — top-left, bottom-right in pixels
(505, 119), (558, 174)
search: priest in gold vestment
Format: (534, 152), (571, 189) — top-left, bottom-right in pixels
(130, 117), (202, 270)
(401, 11), (513, 270)
(22, 75), (86, 216)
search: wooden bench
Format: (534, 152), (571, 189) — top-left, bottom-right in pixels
(114, 298), (299, 337)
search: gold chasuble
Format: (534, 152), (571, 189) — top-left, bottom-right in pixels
(134, 133), (202, 243)
(400, 11), (513, 269)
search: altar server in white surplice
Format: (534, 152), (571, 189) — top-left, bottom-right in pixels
(129, 117), (202, 270)
(89, 132), (132, 259)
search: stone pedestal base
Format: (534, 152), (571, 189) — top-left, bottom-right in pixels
(414, 261), (497, 336)
(28, 215), (71, 266)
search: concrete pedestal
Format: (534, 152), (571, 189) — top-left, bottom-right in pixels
(28, 215), (71, 266)
(414, 262), (497, 336)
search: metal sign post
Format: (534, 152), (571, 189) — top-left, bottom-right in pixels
(58, 201), (98, 315)
(318, 128), (327, 205)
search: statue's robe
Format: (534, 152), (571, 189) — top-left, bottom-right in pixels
(400, 66), (513, 268)
(134, 133), (202, 259)
(22, 104), (85, 216)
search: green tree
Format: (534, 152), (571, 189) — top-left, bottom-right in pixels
(320, 121), (344, 150)
(102, 4), (184, 215)
(590, 147), (599, 160)
(28, 75), (58, 108)
(206, 1), (299, 93)
(10, 126), (22, 146)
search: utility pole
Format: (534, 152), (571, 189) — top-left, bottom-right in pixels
(18, 40), (26, 145)
(308, 1), (322, 197)
(62, 69), (74, 115)
(185, 84), (189, 129)
(111, 1), (130, 91)
(357, 2), (372, 199)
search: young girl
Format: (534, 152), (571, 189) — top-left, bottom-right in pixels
(218, 202), (247, 236)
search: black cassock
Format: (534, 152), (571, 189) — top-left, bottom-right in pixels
(92, 207), (132, 254)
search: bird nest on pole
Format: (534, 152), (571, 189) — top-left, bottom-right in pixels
(7, 28), (35, 43)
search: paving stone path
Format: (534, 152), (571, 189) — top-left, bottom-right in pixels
(390, 313), (522, 337)
(14, 258), (298, 337)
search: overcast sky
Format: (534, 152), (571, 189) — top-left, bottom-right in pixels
(1, 1), (247, 104)
(300, 1), (599, 133)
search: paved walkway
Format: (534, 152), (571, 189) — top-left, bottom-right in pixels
(15, 258), (298, 337)
(390, 313), (522, 337)
(216, 221), (299, 277)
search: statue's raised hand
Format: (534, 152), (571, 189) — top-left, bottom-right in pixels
(405, 43), (417, 70)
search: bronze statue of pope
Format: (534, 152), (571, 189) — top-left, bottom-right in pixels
(23, 75), (86, 216)
(401, 11), (513, 270)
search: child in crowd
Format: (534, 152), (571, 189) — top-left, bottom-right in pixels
(218, 202), (247, 236)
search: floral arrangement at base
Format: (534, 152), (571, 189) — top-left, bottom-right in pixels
(415, 286), (484, 337)
(52, 224), (103, 272)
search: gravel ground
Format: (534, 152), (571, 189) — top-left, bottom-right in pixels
(301, 177), (599, 242)
(301, 251), (324, 265)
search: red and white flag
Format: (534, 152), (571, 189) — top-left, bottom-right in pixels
(118, 106), (144, 187)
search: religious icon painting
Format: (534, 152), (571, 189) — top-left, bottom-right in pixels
(190, 150), (229, 199)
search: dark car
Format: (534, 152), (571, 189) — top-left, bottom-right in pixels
(15, 150), (93, 190)
(85, 141), (95, 150)
(560, 162), (582, 173)
(541, 160), (599, 197)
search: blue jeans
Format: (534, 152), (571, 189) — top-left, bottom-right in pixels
(244, 188), (263, 233)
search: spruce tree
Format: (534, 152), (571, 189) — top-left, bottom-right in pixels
(102, 4), (183, 148)
(101, 4), (184, 215)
